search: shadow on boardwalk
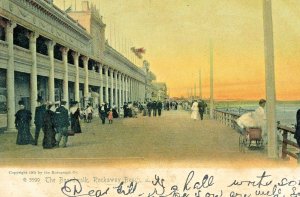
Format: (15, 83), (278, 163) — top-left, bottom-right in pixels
(0, 110), (296, 168)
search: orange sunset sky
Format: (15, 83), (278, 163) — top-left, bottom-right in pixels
(54, 0), (300, 100)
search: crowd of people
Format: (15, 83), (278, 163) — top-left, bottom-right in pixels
(190, 100), (207, 121)
(14, 97), (177, 148)
(15, 98), (82, 149)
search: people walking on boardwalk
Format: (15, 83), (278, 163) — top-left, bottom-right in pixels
(33, 96), (46, 145)
(108, 109), (113, 124)
(85, 104), (93, 123)
(152, 101), (157, 116)
(123, 102), (129, 118)
(112, 106), (119, 118)
(42, 102), (57, 149)
(147, 101), (152, 117)
(55, 101), (70, 148)
(198, 100), (207, 120)
(15, 100), (34, 145)
(165, 101), (170, 111)
(70, 101), (81, 133)
(157, 101), (163, 116)
(294, 109), (300, 148)
(191, 100), (199, 120)
(98, 103), (107, 124)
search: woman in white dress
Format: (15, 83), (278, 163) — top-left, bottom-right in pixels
(191, 101), (199, 120)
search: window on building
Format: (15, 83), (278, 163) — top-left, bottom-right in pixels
(0, 27), (5, 41)
(79, 56), (84, 68)
(36, 36), (48, 55)
(13, 25), (29, 49)
(54, 44), (62, 60)
(68, 50), (74, 65)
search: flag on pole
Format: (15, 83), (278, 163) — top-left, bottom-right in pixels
(131, 47), (146, 59)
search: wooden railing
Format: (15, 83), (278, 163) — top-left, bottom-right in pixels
(213, 109), (300, 161)
(213, 109), (241, 129)
(277, 124), (300, 160)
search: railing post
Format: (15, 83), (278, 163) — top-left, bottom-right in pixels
(281, 130), (288, 160)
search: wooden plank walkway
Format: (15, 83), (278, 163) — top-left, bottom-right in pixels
(0, 110), (296, 168)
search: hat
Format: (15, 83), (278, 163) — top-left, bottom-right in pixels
(18, 100), (25, 106)
(259, 99), (266, 105)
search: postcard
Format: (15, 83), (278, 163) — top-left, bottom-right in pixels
(0, 0), (299, 196)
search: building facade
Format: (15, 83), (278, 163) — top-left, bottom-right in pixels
(0, 0), (151, 132)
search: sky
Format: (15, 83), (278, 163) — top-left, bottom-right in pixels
(54, 0), (300, 101)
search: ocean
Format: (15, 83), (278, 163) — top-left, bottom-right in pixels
(215, 102), (299, 127)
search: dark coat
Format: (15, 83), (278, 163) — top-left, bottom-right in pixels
(15, 109), (33, 145)
(157, 102), (163, 109)
(198, 101), (207, 112)
(70, 107), (81, 133)
(152, 101), (157, 110)
(112, 108), (119, 118)
(294, 109), (300, 146)
(55, 106), (70, 128)
(147, 102), (152, 109)
(42, 110), (56, 148)
(34, 105), (46, 127)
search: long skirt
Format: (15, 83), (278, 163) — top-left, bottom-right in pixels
(191, 110), (199, 120)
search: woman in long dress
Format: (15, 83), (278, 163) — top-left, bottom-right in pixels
(15, 101), (34, 145)
(42, 103), (57, 149)
(70, 102), (81, 133)
(191, 101), (199, 120)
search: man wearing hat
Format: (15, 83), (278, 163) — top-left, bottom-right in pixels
(33, 96), (46, 145)
(55, 101), (70, 147)
(15, 100), (34, 145)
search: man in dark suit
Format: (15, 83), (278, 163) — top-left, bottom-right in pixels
(55, 101), (70, 148)
(157, 101), (163, 116)
(152, 101), (157, 117)
(33, 96), (46, 145)
(147, 101), (152, 117)
(198, 100), (207, 120)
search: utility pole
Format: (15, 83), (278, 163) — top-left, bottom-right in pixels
(209, 40), (214, 119)
(263, 0), (278, 158)
(199, 68), (202, 99)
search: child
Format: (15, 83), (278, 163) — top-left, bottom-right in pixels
(108, 109), (113, 124)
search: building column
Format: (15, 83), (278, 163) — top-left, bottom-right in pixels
(126, 76), (129, 102)
(82, 56), (89, 107)
(5, 21), (16, 132)
(46, 40), (56, 102)
(105, 66), (109, 103)
(115, 71), (118, 109)
(28, 32), (39, 125)
(72, 52), (80, 103)
(124, 76), (127, 102)
(122, 74), (125, 104)
(99, 64), (103, 104)
(61, 47), (69, 108)
(118, 72), (121, 110)
(110, 68), (114, 107)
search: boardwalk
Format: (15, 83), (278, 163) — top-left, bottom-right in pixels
(0, 110), (296, 168)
